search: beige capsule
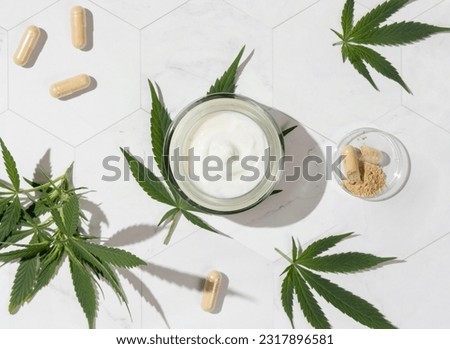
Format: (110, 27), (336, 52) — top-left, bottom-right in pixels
(360, 145), (384, 165)
(49, 74), (91, 98)
(342, 145), (362, 184)
(201, 271), (222, 312)
(13, 25), (41, 66)
(71, 6), (86, 49)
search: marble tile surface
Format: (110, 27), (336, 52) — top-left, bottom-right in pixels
(0, 0), (450, 329)
(90, 0), (189, 29)
(402, 0), (450, 133)
(224, 0), (320, 28)
(8, 0), (140, 146)
(0, 29), (6, 113)
(273, 0), (402, 142)
(141, 0), (272, 115)
(0, 0), (58, 30)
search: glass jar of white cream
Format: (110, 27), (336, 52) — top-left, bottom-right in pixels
(163, 93), (284, 214)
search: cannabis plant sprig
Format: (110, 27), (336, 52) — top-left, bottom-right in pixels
(0, 138), (145, 328)
(277, 233), (396, 329)
(333, 0), (450, 92)
(123, 46), (297, 245)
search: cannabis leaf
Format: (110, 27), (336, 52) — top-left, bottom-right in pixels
(122, 147), (221, 245)
(9, 256), (39, 313)
(333, 0), (450, 92)
(276, 233), (396, 329)
(123, 46), (295, 243)
(121, 148), (175, 206)
(122, 47), (250, 245)
(0, 138), (20, 191)
(281, 125), (298, 137)
(208, 46), (245, 94)
(69, 257), (97, 329)
(0, 138), (146, 328)
(149, 79), (171, 179)
(0, 197), (21, 241)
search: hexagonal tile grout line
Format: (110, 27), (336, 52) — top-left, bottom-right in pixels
(403, 230), (450, 260)
(7, 0), (61, 31)
(355, 1), (371, 10)
(401, 104), (450, 136)
(87, 0), (140, 30)
(139, 0), (192, 31)
(222, 0), (275, 28)
(269, 4), (339, 145)
(139, 29), (142, 109)
(368, 104), (404, 126)
(410, 0), (448, 20)
(8, 109), (76, 149)
(73, 107), (142, 148)
(145, 228), (205, 262)
(272, 0), (322, 30)
(5, 30), (9, 111)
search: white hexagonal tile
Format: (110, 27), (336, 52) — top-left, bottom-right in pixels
(402, 1), (450, 133)
(0, 29), (7, 113)
(352, 232), (450, 328)
(357, 0), (444, 21)
(224, 0), (320, 28)
(140, 230), (274, 328)
(90, 0), (189, 29)
(8, 0), (140, 146)
(274, 0), (402, 141)
(0, 110), (74, 180)
(74, 109), (201, 260)
(141, 0), (272, 115)
(0, 0), (58, 30)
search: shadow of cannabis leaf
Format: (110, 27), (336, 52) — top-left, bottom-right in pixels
(106, 225), (159, 247)
(118, 269), (170, 328)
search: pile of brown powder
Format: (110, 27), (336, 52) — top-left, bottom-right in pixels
(343, 159), (386, 197)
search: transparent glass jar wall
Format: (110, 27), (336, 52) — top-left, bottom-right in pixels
(163, 93), (285, 214)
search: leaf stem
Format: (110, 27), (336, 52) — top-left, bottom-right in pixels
(275, 248), (293, 263)
(163, 210), (182, 245)
(20, 175), (65, 194)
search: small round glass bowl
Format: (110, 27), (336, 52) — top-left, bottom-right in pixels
(333, 128), (410, 201)
(163, 93), (284, 214)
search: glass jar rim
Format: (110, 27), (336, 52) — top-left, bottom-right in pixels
(163, 93), (285, 214)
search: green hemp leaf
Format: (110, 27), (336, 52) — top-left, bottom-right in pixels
(122, 47), (248, 245)
(276, 233), (396, 328)
(333, 0), (450, 93)
(123, 46), (298, 243)
(0, 138), (146, 328)
(208, 46), (245, 94)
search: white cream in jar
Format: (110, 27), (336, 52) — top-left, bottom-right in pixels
(187, 110), (268, 199)
(166, 95), (284, 213)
